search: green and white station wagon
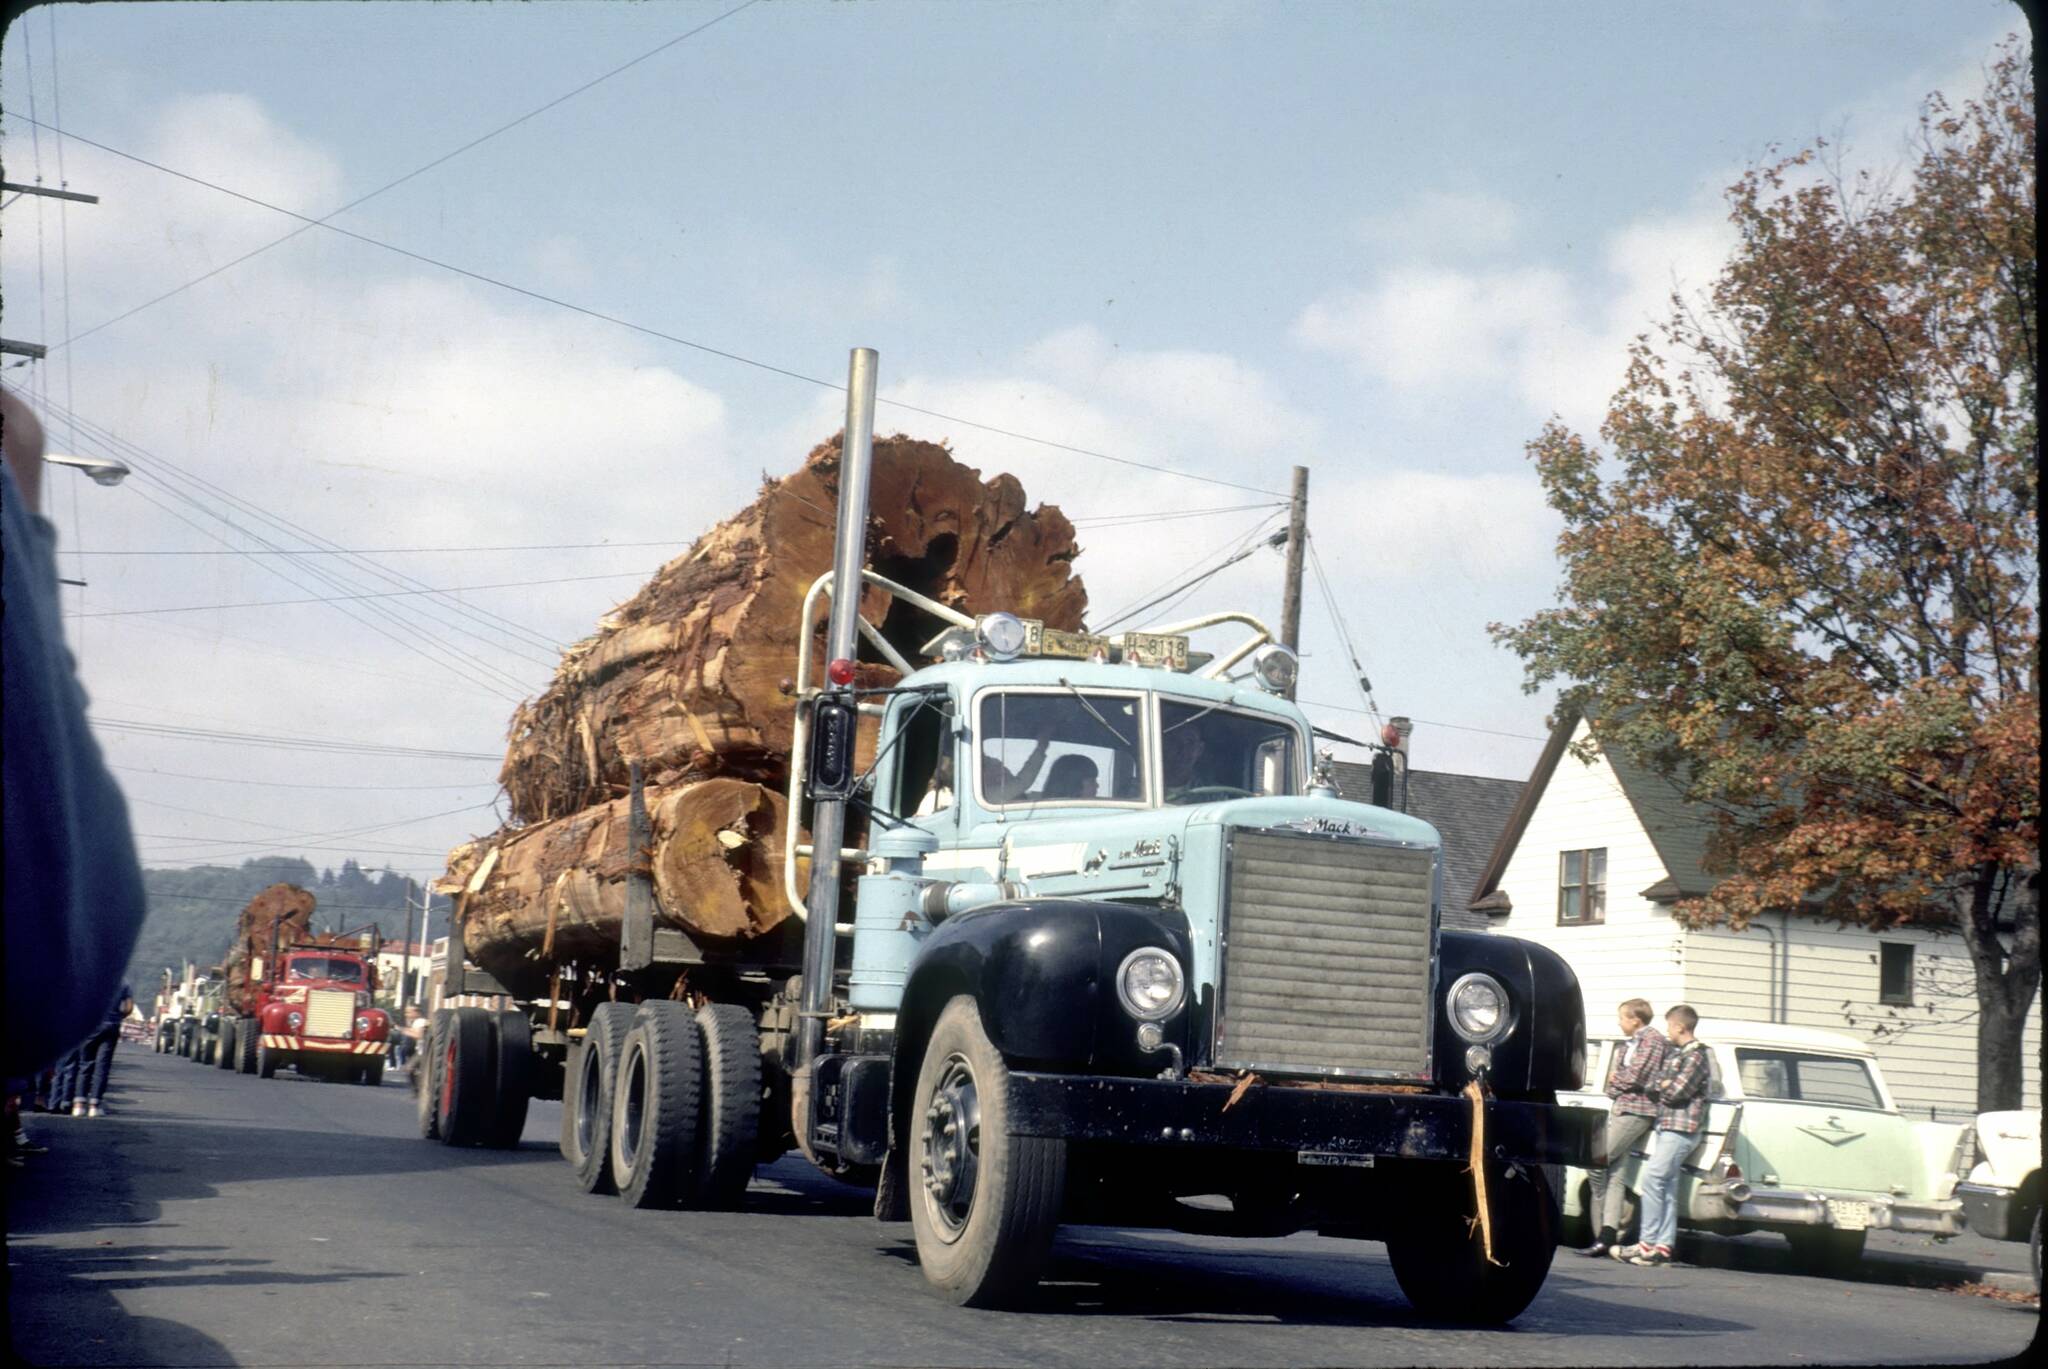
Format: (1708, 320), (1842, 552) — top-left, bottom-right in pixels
(1560, 1019), (1969, 1269)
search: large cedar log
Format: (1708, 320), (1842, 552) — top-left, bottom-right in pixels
(446, 778), (795, 995)
(497, 434), (1087, 825)
(221, 883), (315, 1016)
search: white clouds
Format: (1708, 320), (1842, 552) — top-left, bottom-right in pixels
(1353, 189), (1522, 259)
(1292, 188), (1735, 430)
(145, 94), (344, 216)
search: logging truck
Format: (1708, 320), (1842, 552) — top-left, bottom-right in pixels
(221, 931), (393, 1085)
(419, 349), (1598, 1321)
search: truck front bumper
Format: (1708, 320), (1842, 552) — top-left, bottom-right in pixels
(1954, 1181), (2021, 1241)
(1695, 1182), (1963, 1236)
(1004, 1072), (1601, 1168)
(258, 1034), (388, 1055)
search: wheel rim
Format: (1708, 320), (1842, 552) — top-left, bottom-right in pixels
(618, 1046), (648, 1170)
(919, 1052), (982, 1241)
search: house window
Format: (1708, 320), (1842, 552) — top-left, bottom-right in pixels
(1879, 942), (1914, 1006)
(1558, 848), (1607, 925)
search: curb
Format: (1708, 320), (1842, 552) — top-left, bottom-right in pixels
(1981, 1272), (2038, 1295)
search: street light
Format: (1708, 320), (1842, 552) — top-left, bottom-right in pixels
(44, 452), (131, 487)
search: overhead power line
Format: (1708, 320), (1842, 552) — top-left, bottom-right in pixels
(72, 539), (687, 556)
(50, 1), (764, 351)
(11, 113), (1287, 500)
(112, 765), (493, 792)
(69, 570), (653, 619)
(93, 716), (501, 761)
(1294, 700), (1548, 743)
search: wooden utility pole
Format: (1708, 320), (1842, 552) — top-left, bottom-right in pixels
(1278, 465), (1309, 698)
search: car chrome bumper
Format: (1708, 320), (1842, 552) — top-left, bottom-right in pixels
(1954, 1181), (2021, 1241)
(1004, 1072), (1602, 1167)
(1702, 1182), (1963, 1236)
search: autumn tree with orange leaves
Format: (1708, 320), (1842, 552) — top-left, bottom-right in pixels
(1495, 42), (2037, 1110)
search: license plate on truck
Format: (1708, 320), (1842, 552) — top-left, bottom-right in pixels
(1828, 1199), (1871, 1230)
(1298, 1151), (1374, 1168)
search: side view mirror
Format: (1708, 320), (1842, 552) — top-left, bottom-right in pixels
(808, 696), (860, 800)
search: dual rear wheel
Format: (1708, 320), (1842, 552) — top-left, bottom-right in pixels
(431, 1006), (533, 1148)
(561, 1000), (762, 1210)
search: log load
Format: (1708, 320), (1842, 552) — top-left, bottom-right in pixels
(447, 435), (1087, 994)
(497, 434), (1088, 826)
(221, 883), (315, 1016)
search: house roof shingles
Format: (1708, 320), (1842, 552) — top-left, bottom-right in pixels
(1329, 763), (1525, 931)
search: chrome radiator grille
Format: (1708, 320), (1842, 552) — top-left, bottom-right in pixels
(306, 989), (355, 1039)
(1215, 830), (1435, 1078)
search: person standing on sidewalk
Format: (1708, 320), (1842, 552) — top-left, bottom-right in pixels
(1579, 998), (1668, 1256)
(1616, 1004), (1711, 1267)
(74, 983), (135, 1118)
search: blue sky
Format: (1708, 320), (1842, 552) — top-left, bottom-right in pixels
(0, 0), (2021, 879)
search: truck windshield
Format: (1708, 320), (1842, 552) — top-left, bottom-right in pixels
(1159, 700), (1301, 806)
(286, 957), (365, 984)
(977, 691), (1144, 805)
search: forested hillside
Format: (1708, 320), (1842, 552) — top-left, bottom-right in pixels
(128, 858), (450, 996)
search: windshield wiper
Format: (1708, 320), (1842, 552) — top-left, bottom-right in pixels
(1055, 677), (1131, 748)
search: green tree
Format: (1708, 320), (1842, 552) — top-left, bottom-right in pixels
(1495, 42), (2037, 1110)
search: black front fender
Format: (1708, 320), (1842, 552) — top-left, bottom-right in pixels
(1437, 930), (1585, 1096)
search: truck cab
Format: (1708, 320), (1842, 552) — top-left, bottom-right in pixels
(243, 943), (392, 1085)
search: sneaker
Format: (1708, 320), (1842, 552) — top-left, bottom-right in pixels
(1609, 1242), (1640, 1262)
(71, 1099), (87, 1117)
(13, 1132), (47, 1154)
(87, 1104), (103, 1118)
(1629, 1246), (1673, 1267)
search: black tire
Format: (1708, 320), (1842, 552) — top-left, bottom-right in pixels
(610, 1002), (706, 1210)
(697, 1003), (763, 1209)
(483, 1012), (533, 1149)
(907, 996), (1068, 1308)
(256, 1041), (279, 1079)
(359, 1061), (385, 1087)
(566, 1002), (635, 1194)
(1785, 1227), (1866, 1274)
(1386, 1162), (1558, 1325)
(216, 1022), (236, 1071)
(238, 1019), (259, 1074)
(416, 1010), (451, 1140)
(2029, 1207), (2040, 1293)
(437, 1007), (496, 1147)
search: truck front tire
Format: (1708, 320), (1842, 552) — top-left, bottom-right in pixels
(907, 996), (1067, 1308)
(238, 1020), (259, 1074)
(611, 1002), (706, 1210)
(567, 1002), (634, 1194)
(697, 1004), (762, 1209)
(1385, 1161), (1558, 1325)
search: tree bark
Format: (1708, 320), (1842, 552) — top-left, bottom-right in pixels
(1960, 862), (2041, 1113)
(497, 433), (1087, 826)
(445, 778), (797, 997)
(221, 884), (315, 1016)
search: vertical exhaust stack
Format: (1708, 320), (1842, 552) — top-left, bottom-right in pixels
(1389, 716), (1413, 813)
(796, 347), (879, 1081)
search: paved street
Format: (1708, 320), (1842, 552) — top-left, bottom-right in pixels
(7, 1048), (2038, 1367)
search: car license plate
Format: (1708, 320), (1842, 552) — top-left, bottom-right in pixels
(1829, 1199), (1871, 1231)
(1298, 1151), (1373, 1168)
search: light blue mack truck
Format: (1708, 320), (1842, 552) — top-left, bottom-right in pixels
(422, 349), (1598, 1321)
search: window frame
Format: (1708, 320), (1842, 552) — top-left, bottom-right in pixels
(1730, 1047), (1888, 1113)
(1878, 941), (1914, 1006)
(1557, 846), (1608, 925)
(969, 685), (1152, 811)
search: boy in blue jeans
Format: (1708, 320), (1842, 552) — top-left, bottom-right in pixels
(1615, 1004), (1710, 1267)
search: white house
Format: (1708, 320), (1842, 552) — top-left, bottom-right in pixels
(1468, 711), (2040, 1122)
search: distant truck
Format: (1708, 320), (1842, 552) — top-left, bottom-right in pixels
(216, 884), (394, 1084)
(417, 349), (1598, 1322)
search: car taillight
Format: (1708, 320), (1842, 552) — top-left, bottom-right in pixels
(1714, 1105), (1743, 1178)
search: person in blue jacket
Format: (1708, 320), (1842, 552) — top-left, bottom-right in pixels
(2, 383), (148, 1078)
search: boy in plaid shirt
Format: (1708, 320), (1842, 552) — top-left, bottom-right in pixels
(1616, 1004), (1711, 1267)
(1579, 998), (1668, 1256)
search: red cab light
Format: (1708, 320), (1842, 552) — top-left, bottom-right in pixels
(827, 657), (857, 687)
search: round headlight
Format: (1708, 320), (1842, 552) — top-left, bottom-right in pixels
(1116, 948), (1186, 1021)
(286, 1010), (304, 1031)
(976, 612), (1029, 661)
(355, 1015), (374, 1034)
(1250, 643), (1299, 694)
(1447, 973), (1511, 1043)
